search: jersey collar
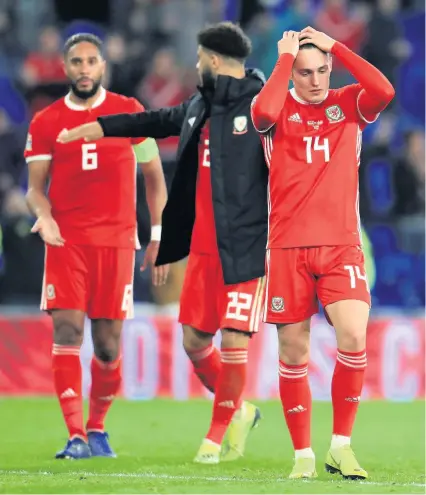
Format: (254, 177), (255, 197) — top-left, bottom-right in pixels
(290, 87), (329, 105)
(64, 87), (106, 111)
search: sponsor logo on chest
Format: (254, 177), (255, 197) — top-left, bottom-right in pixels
(307, 120), (324, 130)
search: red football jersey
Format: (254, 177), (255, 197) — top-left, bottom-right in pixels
(24, 88), (146, 248)
(190, 121), (218, 255)
(253, 84), (375, 249)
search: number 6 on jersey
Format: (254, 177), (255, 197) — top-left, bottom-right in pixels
(82, 143), (98, 170)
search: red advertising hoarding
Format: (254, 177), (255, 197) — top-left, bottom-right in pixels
(0, 314), (424, 400)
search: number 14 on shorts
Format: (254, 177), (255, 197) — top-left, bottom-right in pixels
(344, 265), (369, 292)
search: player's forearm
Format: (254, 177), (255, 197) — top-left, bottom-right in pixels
(141, 155), (168, 228)
(331, 42), (395, 111)
(98, 113), (154, 138)
(99, 102), (189, 139)
(26, 189), (52, 218)
(251, 54), (294, 131)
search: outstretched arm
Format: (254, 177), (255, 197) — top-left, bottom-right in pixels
(251, 31), (299, 132)
(99, 99), (191, 139)
(58, 99), (192, 143)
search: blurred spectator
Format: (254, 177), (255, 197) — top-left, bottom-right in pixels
(315, 0), (367, 51)
(2, 186), (29, 218)
(124, 0), (171, 65)
(0, 108), (26, 212)
(315, 0), (367, 84)
(359, 113), (398, 219)
(20, 26), (69, 116)
(246, 12), (276, 77)
(0, 169), (41, 304)
(248, 0), (313, 77)
(103, 33), (144, 97)
(0, 0), (22, 76)
(392, 130), (425, 217)
(0, 208), (44, 304)
(137, 49), (191, 162)
(20, 26), (66, 88)
(153, 0), (213, 66)
(14, 0), (56, 51)
(275, 0), (313, 32)
(362, 0), (411, 89)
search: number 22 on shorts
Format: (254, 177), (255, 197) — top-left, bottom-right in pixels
(226, 292), (252, 322)
(82, 143), (98, 170)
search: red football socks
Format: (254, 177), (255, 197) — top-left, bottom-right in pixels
(205, 348), (248, 445)
(332, 349), (367, 437)
(52, 344), (86, 440)
(86, 355), (122, 432)
(279, 361), (312, 450)
(187, 344), (221, 393)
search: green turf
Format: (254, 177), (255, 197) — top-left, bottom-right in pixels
(0, 399), (424, 494)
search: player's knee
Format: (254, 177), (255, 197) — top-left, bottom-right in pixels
(53, 319), (84, 346)
(278, 341), (310, 365)
(93, 343), (120, 363)
(182, 325), (212, 355)
(336, 328), (366, 352)
(277, 323), (310, 364)
(221, 328), (250, 349)
(91, 319), (122, 362)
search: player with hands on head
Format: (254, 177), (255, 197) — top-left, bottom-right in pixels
(251, 26), (395, 479)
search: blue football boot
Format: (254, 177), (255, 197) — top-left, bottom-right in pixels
(55, 437), (91, 459)
(88, 431), (117, 458)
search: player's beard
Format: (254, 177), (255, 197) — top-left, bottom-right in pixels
(200, 66), (217, 91)
(70, 78), (102, 100)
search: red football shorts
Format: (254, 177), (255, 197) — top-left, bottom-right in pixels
(179, 252), (266, 334)
(264, 245), (371, 324)
(42, 244), (135, 320)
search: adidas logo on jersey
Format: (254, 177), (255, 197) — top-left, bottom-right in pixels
(288, 113), (303, 124)
(60, 388), (78, 399)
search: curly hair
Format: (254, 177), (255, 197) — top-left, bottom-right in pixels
(197, 22), (251, 62)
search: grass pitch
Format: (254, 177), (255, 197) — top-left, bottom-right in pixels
(0, 399), (424, 493)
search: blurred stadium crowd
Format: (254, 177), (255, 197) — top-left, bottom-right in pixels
(0, 0), (424, 311)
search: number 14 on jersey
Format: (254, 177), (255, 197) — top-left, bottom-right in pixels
(303, 136), (330, 164)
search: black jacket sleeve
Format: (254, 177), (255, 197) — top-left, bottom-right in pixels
(97, 98), (193, 139)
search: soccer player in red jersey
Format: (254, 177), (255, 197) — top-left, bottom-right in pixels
(251, 27), (395, 479)
(24, 33), (168, 459)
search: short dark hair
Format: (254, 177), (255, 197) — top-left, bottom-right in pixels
(63, 33), (103, 57)
(299, 39), (328, 55)
(197, 22), (251, 62)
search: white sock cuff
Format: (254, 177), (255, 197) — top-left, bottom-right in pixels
(295, 447), (315, 459)
(331, 434), (351, 449)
